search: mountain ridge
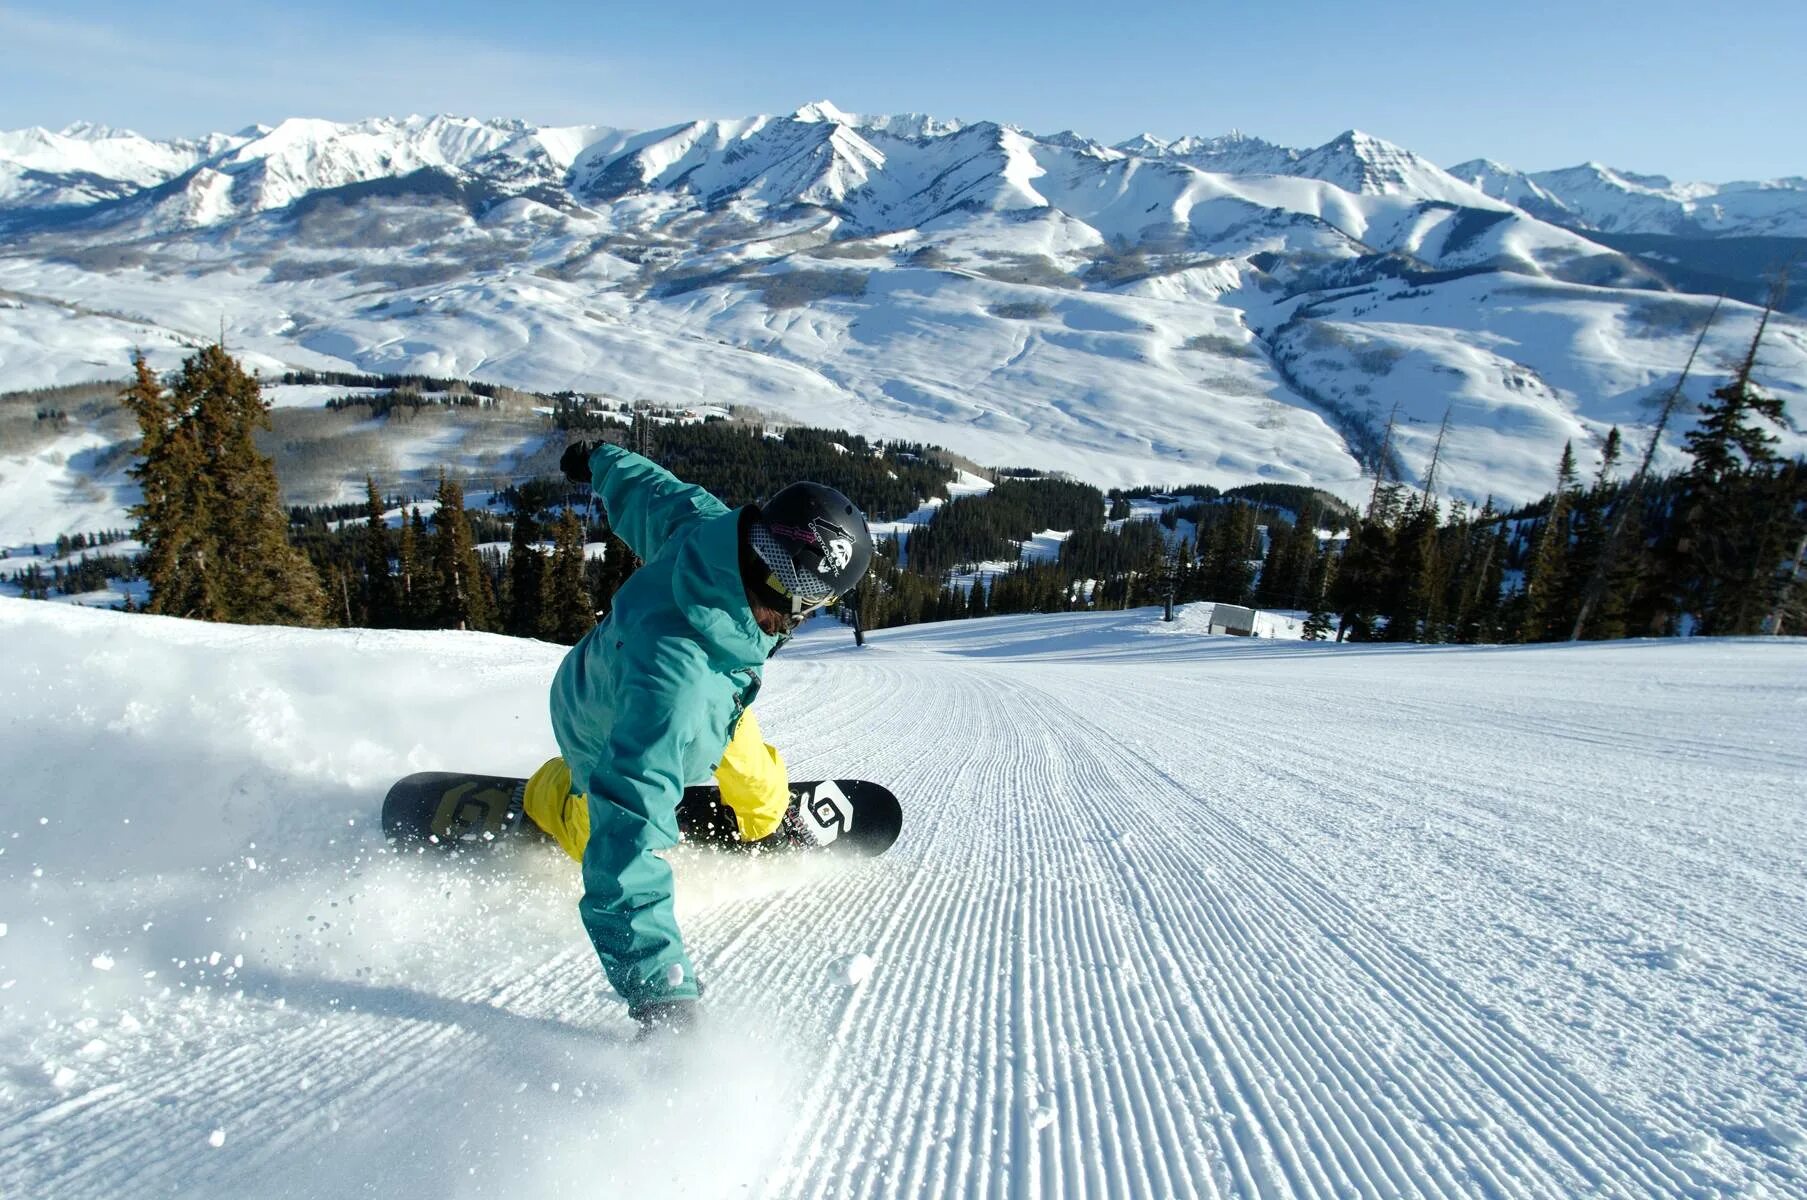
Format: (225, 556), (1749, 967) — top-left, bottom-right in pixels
(2, 101), (1803, 513)
(10, 107), (1801, 235)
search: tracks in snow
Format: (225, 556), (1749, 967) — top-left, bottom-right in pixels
(743, 650), (1711, 1199)
(3, 628), (1761, 1199)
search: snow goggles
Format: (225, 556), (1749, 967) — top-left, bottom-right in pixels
(749, 522), (840, 616)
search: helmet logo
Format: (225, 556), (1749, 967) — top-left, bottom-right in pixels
(770, 518), (854, 576)
(818, 530), (854, 575)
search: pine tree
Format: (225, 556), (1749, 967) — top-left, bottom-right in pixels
(1760, 461), (1807, 634)
(1167, 537), (1195, 607)
(1331, 482), (1401, 641)
(1253, 515), (1294, 609)
(397, 507), (429, 627)
(188, 346), (326, 625)
(1386, 495), (1443, 642)
(1282, 503), (1321, 610)
(1301, 544), (1336, 641)
(506, 504), (545, 638)
(543, 508), (596, 644)
(361, 478), (396, 628)
(1572, 303), (1720, 639)
(1388, 411), (1454, 642)
(1519, 442), (1579, 641)
(1595, 426), (1623, 488)
(124, 346), (324, 626)
(1562, 432), (1625, 640)
(1198, 505), (1257, 605)
(429, 474), (495, 631)
(1446, 500), (1493, 643)
(122, 354), (209, 619)
(1664, 301), (1797, 635)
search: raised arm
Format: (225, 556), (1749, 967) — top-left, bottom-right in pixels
(587, 443), (729, 561)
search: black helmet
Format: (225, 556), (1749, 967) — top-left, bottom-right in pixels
(744, 482), (874, 616)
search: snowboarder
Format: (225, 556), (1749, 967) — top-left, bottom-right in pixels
(522, 439), (874, 1035)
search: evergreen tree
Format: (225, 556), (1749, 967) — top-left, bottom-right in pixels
(1583, 498), (1648, 640)
(1664, 303), (1799, 635)
(121, 354), (209, 619)
(1331, 483), (1401, 641)
(1253, 514), (1294, 610)
(1172, 538), (1199, 607)
(189, 347), (326, 625)
(429, 474), (495, 631)
(323, 563), (356, 627)
(544, 508), (596, 644)
(1759, 460), (1807, 634)
(1384, 494), (1443, 642)
(397, 507), (430, 627)
(1594, 426), (1623, 488)
(1575, 303), (1720, 639)
(124, 346), (324, 626)
(361, 478), (396, 628)
(1282, 503), (1321, 610)
(1562, 434), (1630, 640)
(505, 504), (546, 638)
(1198, 504), (1257, 605)
(1518, 442), (1579, 640)
(1301, 544), (1336, 641)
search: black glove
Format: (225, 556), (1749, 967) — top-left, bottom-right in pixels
(559, 440), (599, 485)
(630, 998), (700, 1040)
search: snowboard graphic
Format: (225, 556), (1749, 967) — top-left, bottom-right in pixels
(381, 771), (902, 858)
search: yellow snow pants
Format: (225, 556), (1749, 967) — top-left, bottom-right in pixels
(523, 708), (791, 861)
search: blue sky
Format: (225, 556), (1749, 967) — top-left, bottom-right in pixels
(1, 0), (1801, 180)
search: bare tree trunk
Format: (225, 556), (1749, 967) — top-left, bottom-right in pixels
(1570, 298), (1720, 641)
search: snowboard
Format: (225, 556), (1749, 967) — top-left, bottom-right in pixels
(381, 771), (902, 858)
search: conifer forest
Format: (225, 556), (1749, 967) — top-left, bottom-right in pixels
(8, 323), (1803, 646)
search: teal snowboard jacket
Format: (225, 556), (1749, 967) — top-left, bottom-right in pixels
(549, 444), (781, 1009)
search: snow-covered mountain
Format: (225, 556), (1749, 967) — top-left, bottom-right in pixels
(1125, 127), (1503, 209)
(2, 102), (1804, 520)
(1450, 156), (1807, 239)
(0, 122), (248, 211)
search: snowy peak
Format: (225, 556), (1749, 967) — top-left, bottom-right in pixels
(108, 113), (636, 227)
(1454, 156), (1807, 237)
(1114, 129), (1301, 177)
(209, 114), (531, 212)
(1447, 158), (1573, 220)
(571, 109), (1061, 227)
(1289, 130), (1498, 206)
(1111, 127), (1496, 207)
(0, 123), (246, 211)
(789, 100), (964, 141)
(57, 120), (133, 141)
(1038, 129), (1113, 155)
(575, 112), (891, 212)
(10, 105), (1800, 239)
(792, 99), (855, 124)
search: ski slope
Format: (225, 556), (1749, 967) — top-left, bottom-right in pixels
(0, 599), (1803, 1198)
